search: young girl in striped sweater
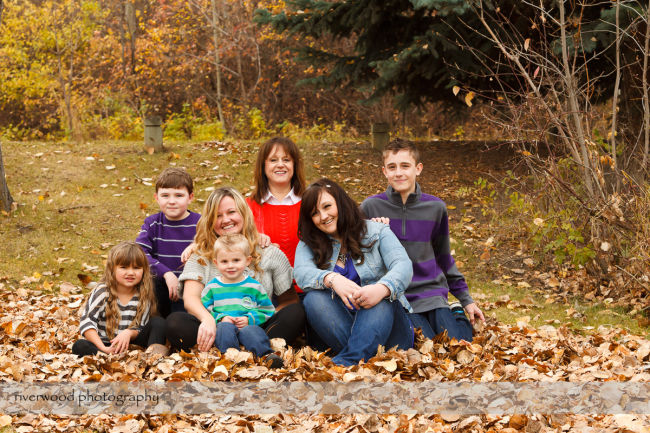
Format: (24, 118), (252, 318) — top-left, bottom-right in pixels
(72, 242), (167, 356)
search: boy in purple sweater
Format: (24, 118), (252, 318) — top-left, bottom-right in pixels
(136, 167), (201, 317)
(360, 139), (484, 341)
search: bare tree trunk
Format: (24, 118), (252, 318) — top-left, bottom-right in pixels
(0, 141), (12, 213)
(55, 35), (77, 141)
(125, 0), (137, 75)
(641, 1), (650, 177)
(559, 0), (599, 199)
(210, 0), (225, 126)
(0, 0), (12, 213)
(609, 0), (621, 190)
(236, 50), (246, 105)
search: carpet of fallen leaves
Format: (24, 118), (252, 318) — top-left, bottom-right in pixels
(1, 284), (649, 432)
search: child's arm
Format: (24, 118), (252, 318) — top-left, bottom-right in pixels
(432, 206), (484, 324)
(163, 272), (180, 301)
(135, 216), (174, 282)
(81, 329), (113, 354)
(79, 285), (113, 353)
(246, 283), (275, 326)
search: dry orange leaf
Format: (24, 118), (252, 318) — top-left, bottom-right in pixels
(77, 274), (92, 286)
(35, 340), (50, 353)
(465, 91), (475, 107)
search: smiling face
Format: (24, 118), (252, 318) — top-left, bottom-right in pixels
(114, 264), (144, 293)
(382, 149), (423, 202)
(311, 190), (339, 238)
(213, 196), (244, 236)
(264, 145), (294, 191)
(214, 249), (251, 284)
(154, 187), (193, 221)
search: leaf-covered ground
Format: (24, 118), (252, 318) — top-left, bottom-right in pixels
(1, 139), (648, 432)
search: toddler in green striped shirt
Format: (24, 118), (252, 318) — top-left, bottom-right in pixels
(201, 234), (283, 368)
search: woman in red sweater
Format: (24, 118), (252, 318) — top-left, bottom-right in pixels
(247, 137), (306, 271)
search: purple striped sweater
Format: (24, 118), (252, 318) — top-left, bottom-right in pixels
(361, 184), (473, 313)
(135, 211), (201, 277)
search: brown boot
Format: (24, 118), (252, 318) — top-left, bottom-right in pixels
(146, 344), (170, 356)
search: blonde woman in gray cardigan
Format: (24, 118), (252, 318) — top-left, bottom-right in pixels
(166, 187), (305, 352)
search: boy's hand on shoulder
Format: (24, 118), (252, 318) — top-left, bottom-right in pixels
(370, 217), (390, 226)
(258, 233), (271, 248)
(464, 303), (485, 325)
(180, 243), (197, 263)
(164, 272), (180, 301)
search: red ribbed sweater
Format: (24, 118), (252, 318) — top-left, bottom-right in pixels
(246, 198), (301, 267)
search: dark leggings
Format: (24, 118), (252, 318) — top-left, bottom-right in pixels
(72, 316), (167, 356)
(154, 276), (186, 318)
(167, 302), (305, 351)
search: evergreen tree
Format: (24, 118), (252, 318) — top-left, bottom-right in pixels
(256, 1), (643, 110)
(256, 0), (485, 109)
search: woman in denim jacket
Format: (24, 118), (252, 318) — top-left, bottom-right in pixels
(294, 178), (414, 366)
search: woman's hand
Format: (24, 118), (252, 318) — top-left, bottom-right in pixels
(354, 284), (390, 309)
(464, 303), (485, 325)
(196, 319), (217, 352)
(258, 233), (271, 248)
(329, 273), (362, 310)
(110, 329), (136, 354)
(180, 243), (197, 263)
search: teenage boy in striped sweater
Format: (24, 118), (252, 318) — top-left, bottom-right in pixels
(361, 139), (485, 341)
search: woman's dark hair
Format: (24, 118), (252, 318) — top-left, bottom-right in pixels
(298, 178), (369, 269)
(251, 136), (306, 204)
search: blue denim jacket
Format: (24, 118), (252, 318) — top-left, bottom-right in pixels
(294, 220), (413, 312)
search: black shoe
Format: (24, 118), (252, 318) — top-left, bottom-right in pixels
(263, 353), (284, 369)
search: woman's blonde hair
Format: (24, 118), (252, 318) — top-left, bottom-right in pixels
(101, 241), (156, 339)
(194, 187), (261, 274)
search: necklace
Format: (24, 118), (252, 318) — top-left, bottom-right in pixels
(337, 251), (347, 264)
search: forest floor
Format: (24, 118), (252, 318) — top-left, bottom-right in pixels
(0, 138), (648, 432)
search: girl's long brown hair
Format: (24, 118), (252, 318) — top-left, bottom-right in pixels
(101, 242), (156, 339)
(298, 178), (370, 269)
(251, 136), (306, 204)
(193, 187), (262, 274)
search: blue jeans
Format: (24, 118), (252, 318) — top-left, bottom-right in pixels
(303, 289), (414, 366)
(409, 307), (473, 342)
(215, 322), (273, 357)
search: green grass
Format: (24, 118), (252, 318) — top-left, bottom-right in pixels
(0, 138), (342, 287)
(464, 279), (648, 336)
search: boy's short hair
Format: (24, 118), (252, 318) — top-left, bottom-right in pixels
(382, 138), (421, 164)
(213, 234), (251, 258)
(155, 167), (193, 194)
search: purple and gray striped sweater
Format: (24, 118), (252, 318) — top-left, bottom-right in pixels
(361, 184), (473, 313)
(135, 211), (201, 278)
